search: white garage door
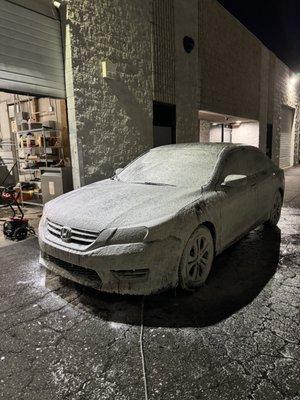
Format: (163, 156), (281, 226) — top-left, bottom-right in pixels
(0, 0), (65, 98)
(279, 106), (294, 168)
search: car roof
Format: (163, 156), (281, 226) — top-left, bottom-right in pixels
(151, 142), (248, 153)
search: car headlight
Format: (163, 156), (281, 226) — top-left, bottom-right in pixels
(108, 226), (149, 245)
(38, 212), (47, 236)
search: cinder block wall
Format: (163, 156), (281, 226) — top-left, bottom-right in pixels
(66, 0), (153, 187)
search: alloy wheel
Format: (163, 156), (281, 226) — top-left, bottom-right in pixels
(179, 226), (214, 290)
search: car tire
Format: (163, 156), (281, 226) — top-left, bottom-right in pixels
(179, 225), (214, 291)
(264, 190), (283, 227)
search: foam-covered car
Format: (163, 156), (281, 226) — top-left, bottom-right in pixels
(39, 143), (284, 294)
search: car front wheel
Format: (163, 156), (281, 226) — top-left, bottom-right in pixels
(179, 225), (214, 291)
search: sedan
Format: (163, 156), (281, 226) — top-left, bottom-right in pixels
(39, 143), (284, 295)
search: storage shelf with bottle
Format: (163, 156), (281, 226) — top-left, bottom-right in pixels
(14, 111), (64, 205)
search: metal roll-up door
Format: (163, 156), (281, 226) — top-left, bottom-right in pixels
(279, 106), (294, 168)
(0, 0), (65, 98)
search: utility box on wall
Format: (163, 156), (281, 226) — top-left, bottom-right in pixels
(40, 167), (73, 204)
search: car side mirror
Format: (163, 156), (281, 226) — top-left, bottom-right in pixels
(221, 174), (247, 188)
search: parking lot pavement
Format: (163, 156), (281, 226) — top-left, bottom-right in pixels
(0, 204), (299, 400)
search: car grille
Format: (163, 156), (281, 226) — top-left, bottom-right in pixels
(47, 219), (99, 246)
(46, 254), (102, 288)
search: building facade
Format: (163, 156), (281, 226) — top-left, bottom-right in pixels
(0, 0), (299, 189)
(65, 0), (300, 187)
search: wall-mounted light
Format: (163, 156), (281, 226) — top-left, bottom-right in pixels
(289, 73), (300, 86)
(101, 60), (117, 79)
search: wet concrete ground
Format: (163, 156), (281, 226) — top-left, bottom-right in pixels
(0, 171), (299, 400)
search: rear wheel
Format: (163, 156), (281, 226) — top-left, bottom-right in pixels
(265, 190), (282, 227)
(179, 225), (214, 291)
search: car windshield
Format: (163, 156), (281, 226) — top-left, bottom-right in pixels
(117, 146), (222, 187)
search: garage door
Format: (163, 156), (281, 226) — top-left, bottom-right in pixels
(279, 106), (294, 168)
(0, 0), (65, 98)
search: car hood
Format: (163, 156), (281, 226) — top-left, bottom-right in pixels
(44, 179), (202, 231)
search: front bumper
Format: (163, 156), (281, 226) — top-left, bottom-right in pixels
(39, 229), (182, 295)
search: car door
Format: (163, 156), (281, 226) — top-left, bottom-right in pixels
(246, 149), (277, 222)
(217, 148), (258, 249)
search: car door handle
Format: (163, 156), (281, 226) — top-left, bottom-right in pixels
(251, 182), (257, 187)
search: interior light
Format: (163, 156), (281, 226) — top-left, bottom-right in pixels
(53, 1), (61, 8)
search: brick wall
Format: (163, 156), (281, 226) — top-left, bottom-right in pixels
(66, 0), (153, 187)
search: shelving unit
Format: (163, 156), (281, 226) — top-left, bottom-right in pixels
(15, 126), (64, 206)
(0, 94), (71, 207)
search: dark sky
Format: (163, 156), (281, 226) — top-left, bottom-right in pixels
(217, 0), (300, 72)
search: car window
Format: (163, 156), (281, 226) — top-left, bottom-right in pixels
(220, 148), (271, 182)
(246, 149), (274, 174)
(220, 149), (250, 180)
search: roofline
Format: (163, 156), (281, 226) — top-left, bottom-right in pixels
(214, 0), (297, 73)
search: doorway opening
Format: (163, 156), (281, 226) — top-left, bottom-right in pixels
(153, 102), (176, 147)
(0, 91), (72, 206)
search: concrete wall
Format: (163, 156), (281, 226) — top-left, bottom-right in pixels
(152, 0), (175, 105)
(269, 56), (300, 165)
(174, 0), (199, 143)
(231, 122), (260, 147)
(66, 0), (153, 187)
(199, 120), (210, 142)
(259, 46), (270, 153)
(152, 0), (199, 143)
(199, 0), (261, 120)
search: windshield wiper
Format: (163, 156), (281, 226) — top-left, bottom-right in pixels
(131, 181), (176, 187)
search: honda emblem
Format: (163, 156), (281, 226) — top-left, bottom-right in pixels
(61, 226), (72, 242)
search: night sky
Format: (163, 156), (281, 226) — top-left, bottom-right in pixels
(217, 0), (300, 72)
